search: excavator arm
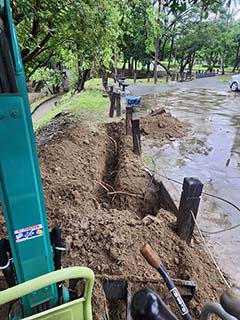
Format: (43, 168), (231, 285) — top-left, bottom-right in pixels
(0, 1), (94, 318)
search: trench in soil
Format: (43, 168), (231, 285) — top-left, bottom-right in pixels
(0, 114), (227, 319)
(100, 122), (163, 218)
(97, 123), (165, 318)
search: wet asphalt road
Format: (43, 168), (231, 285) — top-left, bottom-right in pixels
(130, 76), (240, 284)
(129, 76), (228, 96)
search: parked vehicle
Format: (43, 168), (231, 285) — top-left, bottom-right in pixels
(229, 75), (240, 91)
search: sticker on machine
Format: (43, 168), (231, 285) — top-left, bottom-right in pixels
(14, 224), (44, 243)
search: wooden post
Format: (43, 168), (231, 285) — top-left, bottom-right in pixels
(134, 72), (137, 83)
(109, 86), (114, 117)
(126, 106), (133, 135)
(131, 119), (141, 155)
(177, 177), (203, 244)
(176, 73), (179, 81)
(166, 75), (169, 83)
(116, 93), (121, 117)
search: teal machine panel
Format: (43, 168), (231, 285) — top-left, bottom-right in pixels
(0, 0), (58, 316)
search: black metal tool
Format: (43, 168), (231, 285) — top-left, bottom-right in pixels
(141, 244), (192, 320)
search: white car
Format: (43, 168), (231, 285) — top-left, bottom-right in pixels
(229, 75), (240, 91)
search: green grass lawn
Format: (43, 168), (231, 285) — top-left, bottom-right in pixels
(216, 75), (231, 82)
(34, 79), (112, 129)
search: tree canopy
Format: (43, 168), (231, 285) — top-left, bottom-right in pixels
(13, 0), (240, 90)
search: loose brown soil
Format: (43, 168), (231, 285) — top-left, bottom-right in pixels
(0, 111), (227, 319)
(140, 108), (190, 141)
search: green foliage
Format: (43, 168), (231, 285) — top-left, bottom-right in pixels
(30, 67), (63, 93)
(163, 0), (221, 13)
(15, 0), (121, 86)
(119, 0), (159, 67)
(14, 0), (240, 88)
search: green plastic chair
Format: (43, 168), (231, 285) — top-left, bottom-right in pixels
(0, 267), (94, 320)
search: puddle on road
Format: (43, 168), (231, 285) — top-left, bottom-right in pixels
(141, 88), (240, 283)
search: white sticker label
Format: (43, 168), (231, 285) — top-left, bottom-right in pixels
(14, 224), (43, 243)
(170, 287), (188, 315)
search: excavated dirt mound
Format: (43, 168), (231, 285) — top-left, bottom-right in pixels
(0, 112), (226, 319)
(140, 108), (190, 141)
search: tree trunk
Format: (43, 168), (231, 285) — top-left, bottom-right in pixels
(146, 62), (151, 80)
(134, 59), (137, 83)
(233, 60), (240, 73)
(34, 80), (44, 93)
(154, 37), (160, 84)
(179, 54), (185, 74)
(76, 69), (90, 92)
(167, 36), (175, 71)
(102, 73), (108, 92)
(189, 53), (195, 76)
(233, 42), (240, 72)
(122, 58), (127, 70)
(147, 62), (150, 74)
(128, 58), (132, 77)
(52, 84), (60, 94)
(131, 58), (134, 76)
(180, 52), (192, 74)
(221, 58), (225, 75)
(150, 54), (172, 76)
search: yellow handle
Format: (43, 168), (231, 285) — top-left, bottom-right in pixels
(140, 244), (161, 269)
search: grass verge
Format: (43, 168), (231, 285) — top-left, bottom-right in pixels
(34, 87), (110, 129)
(217, 75), (231, 83)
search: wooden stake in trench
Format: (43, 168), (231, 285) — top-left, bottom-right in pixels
(177, 177), (203, 244)
(109, 87), (121, 118)
(116, 92), (121, 117)
(109, 86), (115, 118)
(131, 119), (141, 156)
(126, 106), (133, 135)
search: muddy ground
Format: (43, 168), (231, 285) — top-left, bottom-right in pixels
(0, 111), (227, 319)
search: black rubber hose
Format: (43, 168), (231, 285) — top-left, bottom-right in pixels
(0, 239), (15, 287)
(50, 226), (63, 271)
(50, 226), (64, 303)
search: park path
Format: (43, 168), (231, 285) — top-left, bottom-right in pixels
(32, 95), (62, 122)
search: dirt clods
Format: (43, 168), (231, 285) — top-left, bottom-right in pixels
(140, 108), (190, 141)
